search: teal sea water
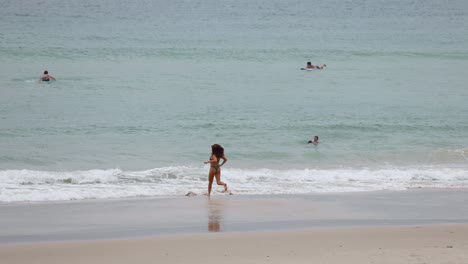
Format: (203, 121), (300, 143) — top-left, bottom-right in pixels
(1, 0), (468, 201)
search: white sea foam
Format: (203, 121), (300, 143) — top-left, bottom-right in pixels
(1, 166), (467, 202)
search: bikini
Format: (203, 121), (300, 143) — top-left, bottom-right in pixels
(210, 156), (221, 172)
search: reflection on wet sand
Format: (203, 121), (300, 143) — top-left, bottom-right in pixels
(207, 200), (223, 232)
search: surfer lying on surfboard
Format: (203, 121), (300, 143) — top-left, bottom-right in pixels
(301, 62), (327, 70)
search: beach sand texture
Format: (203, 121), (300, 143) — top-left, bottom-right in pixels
(1, 190), (468, 264)
(1, 225), (468, 264)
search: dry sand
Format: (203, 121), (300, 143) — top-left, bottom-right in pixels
(2, 189), (468, 263)
(1, 224), (468, 264)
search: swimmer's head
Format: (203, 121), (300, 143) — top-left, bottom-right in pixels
(314, 136), (319, 141)
(44, 70), (48, 74)
(307, 62), (312, 66)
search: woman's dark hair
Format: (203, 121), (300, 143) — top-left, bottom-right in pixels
(211, 144), (224, 159)
(44, 70), (48, 74)
(307, 62), (311, 65)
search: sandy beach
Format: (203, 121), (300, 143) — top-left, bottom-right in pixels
(2, 0), (468, 262)
(1, 189), (468, 263)
(1, 225), (468, 264)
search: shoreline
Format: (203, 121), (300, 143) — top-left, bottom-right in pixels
(1, 224), (467, 264)
(1, 189), (468, 263)
(1, 188), (468, 244)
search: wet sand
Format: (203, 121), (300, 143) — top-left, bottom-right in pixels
(1, 225), (468, 264)
(1, 189), (468, 263)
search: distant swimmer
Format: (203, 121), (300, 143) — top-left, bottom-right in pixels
(308, 135), (319, 145)
(204, 144), (228, 196)
(301, 62), (327, 70)
(39, 70), (56, 82)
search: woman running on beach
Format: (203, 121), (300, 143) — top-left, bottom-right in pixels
(204, 144), (228, 196)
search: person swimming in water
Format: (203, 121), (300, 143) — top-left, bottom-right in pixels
(39, 70), (56, 82)
(204, 144), (228, 196)
(301, 62), (327, 70)
(308, 135), (319, 145)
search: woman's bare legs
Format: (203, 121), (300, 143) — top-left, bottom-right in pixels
(207, 168), (215, 196)
(207, 168), (227, 196)
(215, 170), (228, 192)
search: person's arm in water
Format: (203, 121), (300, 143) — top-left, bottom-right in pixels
(39, 74), (56, 82)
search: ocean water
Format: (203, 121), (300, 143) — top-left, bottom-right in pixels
(1, 0), (468, 202)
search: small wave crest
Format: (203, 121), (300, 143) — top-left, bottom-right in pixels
(0, 166), (467, 202)
(1, 169), (122, 185)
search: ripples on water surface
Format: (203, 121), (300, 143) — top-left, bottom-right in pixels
(1, 0), (467, 201)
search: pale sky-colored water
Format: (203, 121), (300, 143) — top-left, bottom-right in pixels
(0, 0), (468, 200)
